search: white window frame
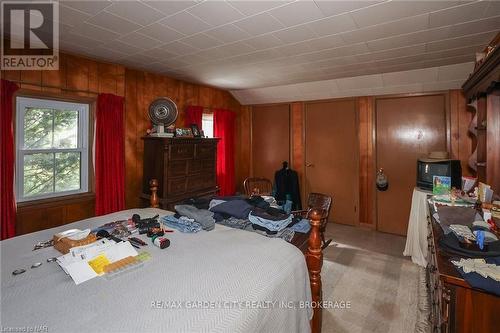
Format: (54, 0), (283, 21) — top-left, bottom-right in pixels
(16, 97), (89, 202)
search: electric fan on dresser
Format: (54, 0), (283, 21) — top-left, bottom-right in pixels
(148, 97), (178, 137)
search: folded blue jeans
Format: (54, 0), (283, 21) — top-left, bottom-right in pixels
(161, 215), (202, 233)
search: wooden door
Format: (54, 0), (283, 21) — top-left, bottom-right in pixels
(305, 100), (359, 225)
(251, 104), (290, 182)
(376, 95), (447, 235)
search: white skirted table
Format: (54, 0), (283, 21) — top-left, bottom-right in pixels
(404, 187), (432, 266)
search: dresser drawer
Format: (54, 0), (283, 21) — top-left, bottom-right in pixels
(188, 160), (202, 174)
(168, 160), (188, 177)
(169, 144), (194, 160)
(187, 173), (216, 190)
(167, 177), (187, 195)
(202, 159), (215, 171)
(196, 144), (216, 159)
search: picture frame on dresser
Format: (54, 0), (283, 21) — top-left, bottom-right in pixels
(190, 124), (201, 137)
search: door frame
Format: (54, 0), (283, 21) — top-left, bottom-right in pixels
(304, 97), (360, 226)
(372, 91), (451, 232)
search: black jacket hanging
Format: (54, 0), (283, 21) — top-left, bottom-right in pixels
(274, 162), (302, 210)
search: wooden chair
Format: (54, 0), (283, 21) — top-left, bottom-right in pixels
(293, 193), (333, 250)
(243, 177), (273, 196)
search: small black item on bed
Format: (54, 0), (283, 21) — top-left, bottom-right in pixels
(132, 214), (160, 235)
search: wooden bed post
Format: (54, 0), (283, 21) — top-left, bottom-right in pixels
(307, 209), (323, 333)
(149, 179), (159, 208)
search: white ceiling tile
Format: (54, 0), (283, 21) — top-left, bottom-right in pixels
(447, 16), (500, 39)
(308, 14), (358, 36)
(244, 35), (284, 50)
(214, 42), (256, 58)
(105, 1), (165, 26)
(314, 0), (382, 16)
(69, 22), (120, 42)
(371, 83), (424, 96)
(142, 1), (198, 16)
(274, 41), (314, 57)
(60, 31), (104, 49)
(60, 1), (112, 15)
(336, 74), (383, 90)
(234, 13), (285, 36)
(339, 13), (429, 44)
(59, 4), (91, 27)
(99, 39), (143, 55)
(137, 23), (184, 43)
(422, 79), (464, 91)
(429, 2), (490, 28)
(351, 1), (456, 28)
(162, 41), (200, 56)
(159, 11), (212, 36)
(90, 46), (129, 60)
(85, 11), (142, 34)
(366, 27), (450, 52)
(179, 53), (207, 64)
(226, 1), (289, 16)
(269, 1), (325, 27)
(307, 34), (345, 51)
(382, 67), (437, 86)
(188, 1), (244, 26)
(204, 24), (251, 43)
(181, 33), (224, 50)
(160, 58), (190, 69)
(118, 31), (162, 49)
(146, 47), (178, 59)
(437, 62), (474, 81)
(426, 31), (497, 52)
(273, 25), (317, 44)
(359, 44), (427, 63)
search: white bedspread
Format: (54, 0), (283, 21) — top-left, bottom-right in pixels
(1, 208), (312, 333)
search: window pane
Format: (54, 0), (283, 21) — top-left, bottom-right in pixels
(55, 152), (80, 192)
(24, 108), (53, 149)
(54, 110), (78, 148)
(202, 113), (214, 138)
(23, 153), (54, 197)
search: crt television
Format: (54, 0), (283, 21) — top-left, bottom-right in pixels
(417, 159), (462, 191)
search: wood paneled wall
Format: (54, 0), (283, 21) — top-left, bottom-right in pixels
(2, 52), (240, 235)
(124, 68), (240, 208)
(237, 90), (472, 227)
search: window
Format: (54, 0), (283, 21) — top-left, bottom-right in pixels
(202, 112), (214, 138)
(16, 97), (89, 202)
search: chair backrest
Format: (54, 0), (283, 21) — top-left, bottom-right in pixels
(243, 177), (273, 196)
(307, 192), (332, 219)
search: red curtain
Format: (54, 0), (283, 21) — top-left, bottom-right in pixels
(214, 108), (236, 196)
(184, 105), (203, 128)
(1, 79), (19, 240)
(95, 93), (125, 216)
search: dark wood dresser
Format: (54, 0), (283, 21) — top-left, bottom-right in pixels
(427, 205), (500, 333)
(141, 137), (219, 209)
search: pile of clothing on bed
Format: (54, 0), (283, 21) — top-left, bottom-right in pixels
(160, 196), (310, 242)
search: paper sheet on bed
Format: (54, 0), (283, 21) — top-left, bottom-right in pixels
(57, 239), (138, 284)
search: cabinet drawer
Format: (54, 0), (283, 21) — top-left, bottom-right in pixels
(169, 144), (194, 160)
(187, 173), (216, 190)
(188, 160), (202, 174)
(168, 160), (188, 177)
(167, 178), (187, 195)
(196, 144), (216, 159)
(202, 159), (215, 171)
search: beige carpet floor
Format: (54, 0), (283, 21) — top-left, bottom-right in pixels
(320, 224), (421, 333)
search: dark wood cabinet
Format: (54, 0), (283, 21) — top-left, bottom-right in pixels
(427, 206), (500, 333)
(141, 137), (219, 209)
(462, 44), (500, 193)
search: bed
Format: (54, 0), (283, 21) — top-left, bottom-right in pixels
(1, 188), (324, 333)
